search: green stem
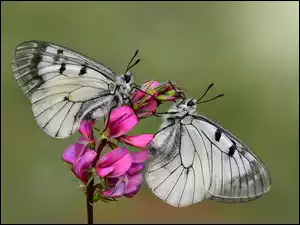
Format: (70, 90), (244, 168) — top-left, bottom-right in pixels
(86, 138), (107, 225)
(86, 182), (94, 225)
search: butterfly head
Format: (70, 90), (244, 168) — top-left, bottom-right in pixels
(122, 71), (134, 85)
(116, 71), (134, 99)
(170, 98), (197, 115)
(179, 98), (197, 112)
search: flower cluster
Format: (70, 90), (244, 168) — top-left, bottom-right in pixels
(62, 80), (182, 202)
(131, 80), (184, 118)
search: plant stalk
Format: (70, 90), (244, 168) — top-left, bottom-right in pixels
(86, 181), (94, 225)
(86, 138), (107, 225)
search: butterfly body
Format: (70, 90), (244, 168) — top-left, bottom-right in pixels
(145, 98), (271, 207)
(12, 40), (135, 138)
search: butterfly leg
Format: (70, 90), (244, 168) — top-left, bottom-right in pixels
(101, 102), (119, 135)
(167, 80), (185, 99)
(125, 96), (140, 121)
(131, 84), (157, 99)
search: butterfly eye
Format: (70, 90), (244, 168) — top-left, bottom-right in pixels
(124, 74), (131, 83)
(187, 100), (195, 107)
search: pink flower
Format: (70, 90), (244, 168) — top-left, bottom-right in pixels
(134, 99), (158, 119)
(119, 134), (154, 149)
(131, 80), (184, 118)
(96, 147), (132, 178)
(131, 80), (161, 103)
(102, 173), (143, 198)
(62, 137), (97, 184)
(62, 137), (89, 164)
(78, 120), (95, 141)
(78, 120), (96, 149)
(100, 149), (149, 198)
(72, 151), (97, 184)
(104, 106), (153, 149)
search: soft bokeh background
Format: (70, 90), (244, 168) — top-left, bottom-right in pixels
(1, 1), (299, 223)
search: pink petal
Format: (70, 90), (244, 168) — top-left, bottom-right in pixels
(131, 90), (145, 103)
(96, 147), (133, 178)
(142, 80), (160, 90)
(62, 143), (78, 165)
(106, 106), (138, 138)
(124, 187), (141, 198)
(102, 177), (126, 198)
(124, 173), (143, 195)
(131, 80), (159, 103)
(130, 150), (149, 163)
(77, 136), (88, 144)
(127, 163), (144, 176)
(148, 81), (160, 89)
(72, 150), (97, 184)
(96, 147), (128, 167)
(62, 142), (88, 165)
(78, 120), (95, 140)
(120, 134), (154, 149)
(106, 106), (132, 127)
(136, 99), (158, 118)
(96, 166), (115, 177)
(107, 152), (132, 178)
(107, 177), (119, 185)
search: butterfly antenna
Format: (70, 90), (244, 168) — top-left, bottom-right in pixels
(196, 83), (214, 103)
(197, 94), (224, 104)
(127, 59), (140, 72)
(125, 49), (140, 73)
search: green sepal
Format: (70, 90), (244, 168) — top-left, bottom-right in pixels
(98, 196), (118, 203)
(84, 167), (96, 174)
(107, 141), (118, 150)
(88, 142), (96, 150)
(92, 195), (100, 203)
(86, 172), (97, 187)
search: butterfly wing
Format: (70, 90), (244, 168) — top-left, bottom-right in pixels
(12, 40), (118, 138)
(146, 113), (271, 207)
(191, 114), (271, 202)
(145, 117), (211, 207)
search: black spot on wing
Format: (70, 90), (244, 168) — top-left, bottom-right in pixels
(228, 145), (235, 157)
(228, 138), (237, 157)
(54, 49), (64, 62)
(191, 115), (270, 202)
(215, 128), (222, 142)
(79, 65), (87, 76)
(59, 63), (66, 74)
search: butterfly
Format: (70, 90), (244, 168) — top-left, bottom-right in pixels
(12, 40), (140, 138)
(145, 84), (271, 207)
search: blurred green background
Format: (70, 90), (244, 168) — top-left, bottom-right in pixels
(1, 1), (299, 223)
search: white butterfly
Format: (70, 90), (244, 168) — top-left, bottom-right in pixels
(145, 85), (271, 207)
(12, 40), (140, 138)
